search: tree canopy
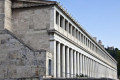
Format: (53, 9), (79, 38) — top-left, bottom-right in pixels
(105, 48), (120, 78)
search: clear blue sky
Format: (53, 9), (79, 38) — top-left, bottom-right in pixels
(53, 0), (120, 49)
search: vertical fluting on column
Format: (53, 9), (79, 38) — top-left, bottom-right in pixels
(80, 54), (83, 75)
(84, 55), (86, 76)
(94, 61), (96, 78)
(66, 47), (70, 77)
(93, 60), (95, 77)
(92, 60), (94, 77)
(86, 57), (88, 77)
(91, 59), (93, 78)
(70, 49), (73, 77)
(88, 58), (90, 77)
(56, 42), (61, 77)
(50, 40), (56, 77)
(93, 60), (94, 77)
(73, 50), (76, 77)
(77, 52), (79, 75)
(96, 62), (99, 78)
(95, 61), (97, 78)
(82, 55), (85, 76)
(84, 56), (86, 76)
(91, 60), (93, 77)
(90, 59), (92, 77)
(87, 58), (90, 77)
(69, 49), (71, 77)
(62, 44), (65, 77)
(79, 53), (81, 75)
(86, 57), (88, 76)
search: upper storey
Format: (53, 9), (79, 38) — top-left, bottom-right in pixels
(48, 1), (117, 69)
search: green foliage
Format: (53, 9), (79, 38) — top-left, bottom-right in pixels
(76, 74), (88, 78)
(106, 48), (120, 77)
(80, 74), (84, 77)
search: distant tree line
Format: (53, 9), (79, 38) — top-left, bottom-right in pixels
(105, 47), (120, 78)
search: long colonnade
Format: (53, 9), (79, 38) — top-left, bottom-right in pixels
(49, 3), (117, 79)
(50, 40), (116, 78)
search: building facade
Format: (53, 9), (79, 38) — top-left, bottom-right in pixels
(0, 0), (117, 79)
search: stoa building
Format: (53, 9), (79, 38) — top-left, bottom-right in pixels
(0, 0), (117, 80)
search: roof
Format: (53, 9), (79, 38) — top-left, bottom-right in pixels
(12, 0), (56, 8)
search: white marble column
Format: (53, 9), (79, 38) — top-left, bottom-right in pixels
(84, 56), (86, 76)
(73, 50), (76, 77)
(91, 60), (93, 77)
(77, 52), (80, 75)
(85, 57), (88, 76)
(88, 58), (90, 77)
(79, 53), (81, 75)
(70, 49), (73, 77)
(89, 59), (92, 77)
(86, 57), (88, 77)
(85, 56), (88, 75)
(96, 62), (99, 78)
(87, 58), (90, 77)
(82, 55), (85, 76)
(57, 42), (61, 77)
(94, 61), (96, 78)
(66, 47), (70, 77)
(92, 60), (94, 77)
(50, 40), (56, 77)
(80, 54), (83, 75)
(62, 44), (65, 77)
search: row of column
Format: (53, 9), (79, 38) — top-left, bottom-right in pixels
(50, 40), (116, 78)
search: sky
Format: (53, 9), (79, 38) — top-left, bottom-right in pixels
(53, 0), (120, 49)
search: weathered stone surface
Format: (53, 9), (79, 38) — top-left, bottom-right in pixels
(0, 30), (47, 79)
(0, 0), (4, 13)
(10, 6), (51, 51)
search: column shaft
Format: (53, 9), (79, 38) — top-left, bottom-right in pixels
(86, 57), (88, 76)
(88, 58), (90, 77)
(79, 53), (81, 75)
(77, 52), (79, 75)
(62, 44), (65, 77)
(70, 49), (73, 77)
(80, 54), (83, 75)
(57, 42), (61, 77)
(84, 55), (86, 76)
(50, 40), (56, 77)
(89, 59), (92, 77)
(73, 51), (76, 77)
(66, 47), (70, 77)
(83, 55), (85, 75)
(91, 60), (93, 77)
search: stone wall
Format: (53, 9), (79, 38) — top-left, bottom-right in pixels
(0, 0), (5, 30)
(0, 30), (47, 79)
(10, 4), (52, 51)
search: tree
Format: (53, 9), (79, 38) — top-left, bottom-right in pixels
(106, 47), (120, 77)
